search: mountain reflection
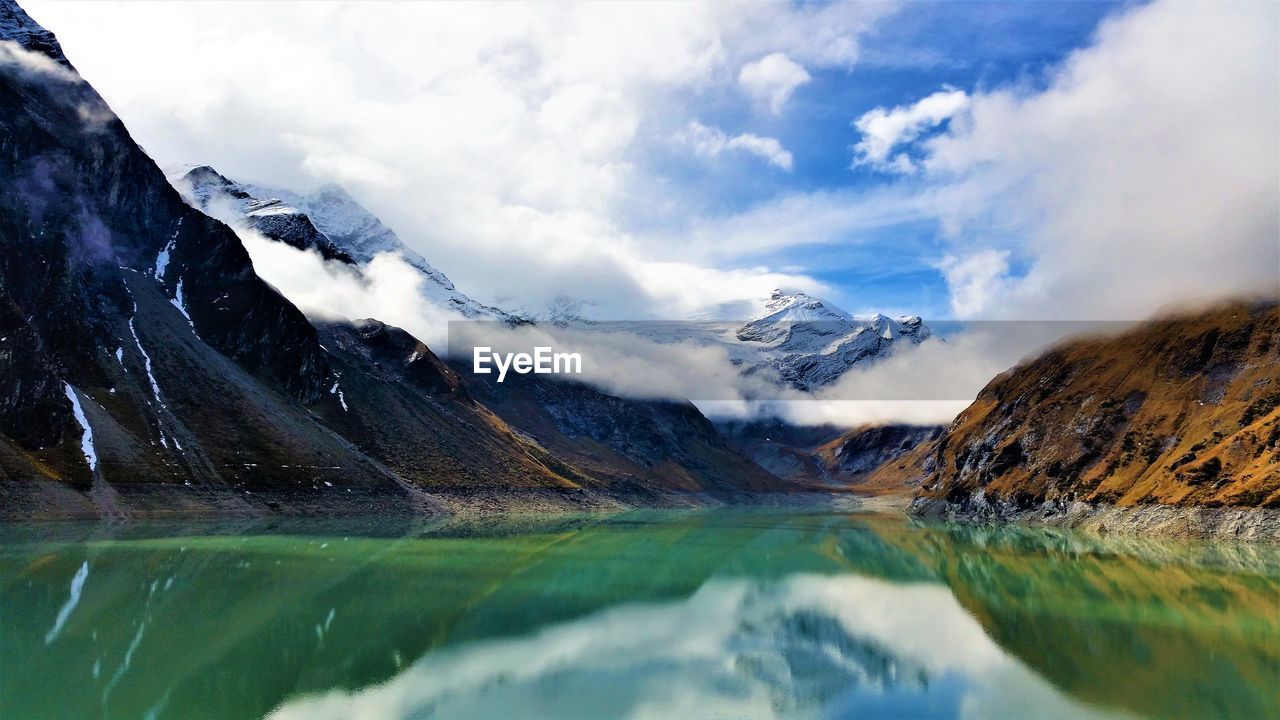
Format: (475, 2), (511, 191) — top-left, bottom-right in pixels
(272, 574), (1125, 720)
(1, 511), (1276, 720)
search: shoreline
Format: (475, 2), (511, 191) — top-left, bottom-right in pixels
(7, 478), (1278, 545)
(909, 496), (1280, 543)
(0, 479), (852, 523)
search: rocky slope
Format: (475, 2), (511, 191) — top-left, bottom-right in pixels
(899, 300), (1280, 536)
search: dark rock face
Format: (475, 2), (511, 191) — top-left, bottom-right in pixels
(245, 208), (356, 264)
(0, 2), (446, 513)
(0, 1), (329, 416)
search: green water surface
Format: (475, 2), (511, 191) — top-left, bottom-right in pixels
(1, 510), (1277, 719)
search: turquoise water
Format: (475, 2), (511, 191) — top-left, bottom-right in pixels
(1, 510), (1277, 719)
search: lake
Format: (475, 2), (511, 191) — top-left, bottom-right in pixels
(2, 509), (1277, 719)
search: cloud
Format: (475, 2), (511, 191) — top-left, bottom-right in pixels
(760, 318), (1098, 427)
(0, 39), (78, 83)
(935, 250), (1011, 318)
(679, 121), (793, 170)
(268, 575), (1098, 720)
(915, 0), (1280, 319)
(737, 52), (811, 114)
(238, 231), (463, 350)
(23, 0), (890, 321)
(852, 87), (968, 172)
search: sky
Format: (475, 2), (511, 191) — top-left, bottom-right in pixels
(23, 0), (1280, 324)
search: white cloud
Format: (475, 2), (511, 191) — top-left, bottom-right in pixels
(768, 319), (1092, 427)
(0, 39), (78, 83)
(737, 52), (811, 114)
(917, 0), (1280, 319)
(935, 250), (1011, 318)
(22, 0), (889, 321)
(238, 230), (462, 350)
(680, 121), (793, 170)
(852, 88), (969, 172)
(268, 575), (1100, 720)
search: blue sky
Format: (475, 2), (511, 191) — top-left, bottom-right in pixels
(640, 1), (1135, 318)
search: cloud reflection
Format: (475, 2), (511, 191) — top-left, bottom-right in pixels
(271, 575), (1124, 720)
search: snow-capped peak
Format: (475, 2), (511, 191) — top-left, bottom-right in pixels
(171, 165), (517, 322)
(751, 290), (855, 325)
(733, 290), (934, 390)
(243, 180), (450, 285)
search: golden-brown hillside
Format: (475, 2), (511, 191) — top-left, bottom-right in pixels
(907, 300), (1279, 510)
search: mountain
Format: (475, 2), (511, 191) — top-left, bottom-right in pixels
(176, 162), (931, 392)
(175, 165), (356, 264)
(896, 300), (1280, 535)
(461, 366), (785, 497)
(172, 166), (517, 321)
(717, 419), (940, 488)
(604, 290), (934, 394)
(734, 290), (932, 391)
(0, 0), (787, 518)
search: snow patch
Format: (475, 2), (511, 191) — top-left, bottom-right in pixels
(62, 383), (97, 471)
(153, 238), (174, 281)
(170, 278), (195, 329)
(128, 317), (164, 409)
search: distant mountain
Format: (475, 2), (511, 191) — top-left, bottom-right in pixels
(610, 290), (934, 393)
(735, 290), (932, 391)
(0, 0), (787, 518)
(173, 166), (518, 321)
(176, 163), (932, 395)
(889, 301), (1280, 532)
(717, 419), (940, 487)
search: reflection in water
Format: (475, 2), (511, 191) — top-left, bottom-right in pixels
(272, 575), (1122, 720)
(0, 511), (1276, 720)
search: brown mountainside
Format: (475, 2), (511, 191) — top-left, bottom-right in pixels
(900, 301), (1280, 511)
